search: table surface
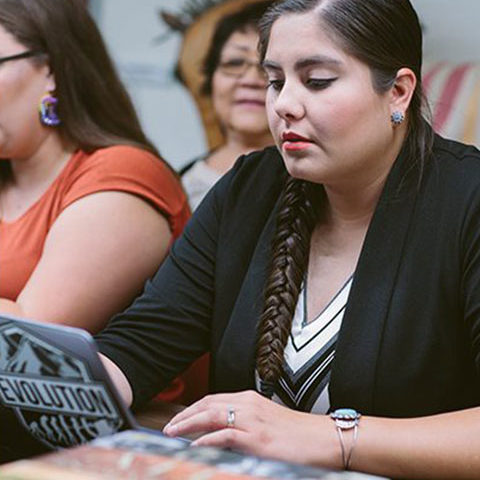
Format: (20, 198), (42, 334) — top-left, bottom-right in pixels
(135, 399), (183, 430)
(135, 400), (202, 442)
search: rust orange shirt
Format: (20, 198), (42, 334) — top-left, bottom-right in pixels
(0, 145), (190, 300)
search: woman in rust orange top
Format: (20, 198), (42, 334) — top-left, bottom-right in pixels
(0, 0), (189, 335)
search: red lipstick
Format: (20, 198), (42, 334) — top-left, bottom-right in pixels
(281, 131), (312, 151)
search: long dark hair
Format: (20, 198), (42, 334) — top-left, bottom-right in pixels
(0, 0), (162, 180)
(256, 0), (434, 396)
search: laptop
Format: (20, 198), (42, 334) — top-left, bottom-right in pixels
(0, 315), (391, 479)
(0, 314), (185, 463)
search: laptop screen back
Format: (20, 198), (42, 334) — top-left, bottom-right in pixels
(0, 315), (135, 463)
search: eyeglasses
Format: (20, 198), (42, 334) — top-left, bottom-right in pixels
(0, 50), (42, 66)
(217, 58), (267, 79)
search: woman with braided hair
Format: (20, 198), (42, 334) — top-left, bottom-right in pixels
(96, 0), (480, 477)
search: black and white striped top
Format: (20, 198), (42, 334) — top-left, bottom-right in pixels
(257, 275), (354, 414)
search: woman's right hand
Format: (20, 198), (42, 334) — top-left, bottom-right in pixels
(100, 353), (133, 407)
(163, 390), (342, 469)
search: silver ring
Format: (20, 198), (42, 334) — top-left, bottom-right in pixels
(226, 406), (235, 428)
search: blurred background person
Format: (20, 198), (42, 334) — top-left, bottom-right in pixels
(0, 0), (189, 335)
(157, 0), (274, 404)
(162, 0), (274, 210)
(0, 0), (194, 405)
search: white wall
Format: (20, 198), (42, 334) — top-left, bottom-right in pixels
(413, 0), (479, 62)
(92, 0), (206, 169)
(91, 0), (479, 169)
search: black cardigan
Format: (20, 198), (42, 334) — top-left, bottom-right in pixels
(96, 135), (480, 416)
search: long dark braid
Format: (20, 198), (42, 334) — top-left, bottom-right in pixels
(256, 176), (321, 397)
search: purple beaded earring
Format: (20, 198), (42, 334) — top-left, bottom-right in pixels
(390, 110), (405, 126)
(39, 93), (61, 126)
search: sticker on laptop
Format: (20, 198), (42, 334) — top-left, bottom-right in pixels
(0, 323), (124, 449)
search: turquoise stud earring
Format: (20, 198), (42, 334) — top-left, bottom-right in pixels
(391, 111), (405, 126)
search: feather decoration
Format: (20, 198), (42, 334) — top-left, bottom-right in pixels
(158, 0), (229, 33)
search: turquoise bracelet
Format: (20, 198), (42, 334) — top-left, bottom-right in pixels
(330, 408), (361, 470)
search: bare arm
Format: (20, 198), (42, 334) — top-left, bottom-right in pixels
(353, 407), (480, 479)
(0, 191), (171, 332)
(100, 353), (133, 407)
(0, 299), (23, 317)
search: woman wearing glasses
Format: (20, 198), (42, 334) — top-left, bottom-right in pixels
(0, 0), (189, 336)
(177, 1), (274, 210)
